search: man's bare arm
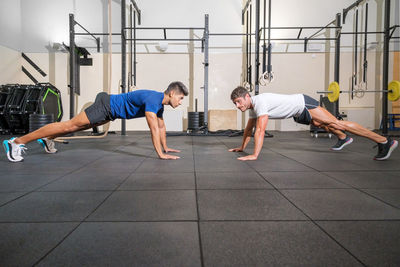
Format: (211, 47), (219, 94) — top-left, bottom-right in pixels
(146, 112), (179, 160)
(229, 118), (256, 152)
(157, 117), (180, 153)
(237, 115), (268, 161)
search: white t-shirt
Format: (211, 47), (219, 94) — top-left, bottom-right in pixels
(249, 93), (305, 119)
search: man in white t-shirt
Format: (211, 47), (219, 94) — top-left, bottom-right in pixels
(228, 86), (398, 161)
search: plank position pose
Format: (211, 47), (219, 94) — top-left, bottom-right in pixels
(228, 86), (398, 161)
(3, 81), (188, 162)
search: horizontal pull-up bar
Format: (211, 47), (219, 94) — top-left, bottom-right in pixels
(209, 33), (255, 36)
(75, 33), (121, 36)
(124, 27), (205, 30)
(125, 38), (204, 41)
(261, 37), (337, 41)
(341, 31), (384, 35)
(74, 20), (99, 41)
(307, 20), (341, 40)
(73, 18), (100, 52)
(260, 26), (340, 30)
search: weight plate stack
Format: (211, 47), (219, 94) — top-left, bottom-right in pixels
(29, 114), (54, 132)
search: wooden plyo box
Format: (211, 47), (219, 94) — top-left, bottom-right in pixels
(208, 110), (237, 131)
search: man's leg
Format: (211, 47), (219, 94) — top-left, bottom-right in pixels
(309, 106), (398, 160)
(45, 120), (108, 140)
(309, 106), (386, 143)
(14, 111), (92, 145)
(311, 118), (352, 150)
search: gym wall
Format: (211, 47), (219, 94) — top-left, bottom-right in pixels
(2, 47), (394, 131)
(0, 45), (23, 85)
(0, 0), (398, 131)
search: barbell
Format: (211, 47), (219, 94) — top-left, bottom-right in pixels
(317, 80), (400, 103)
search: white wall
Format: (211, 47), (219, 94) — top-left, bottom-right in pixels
(0, 0), (21, 51)
(0, 45), (22, 84)
(1, 0), (398, 53)
(9, 49), (392, 131)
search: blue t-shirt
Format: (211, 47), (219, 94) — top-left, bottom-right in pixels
(109, 90), (164, 119)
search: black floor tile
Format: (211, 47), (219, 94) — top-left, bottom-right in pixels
(0, 174), (61, 192)
(278, 151), (371, 171)
(0, 192), (25, 206)
(260, 171), (349, 189)
(39, 168), (130, 191)
(245, 153), (315, 172)
(88, 190), (197, 221)
(317, 221), (400, 266)
(195, 157), (253, 173)
(37, 222), (201, 267)
(135, 157), (195, 173)
(84, 155), (145, 172)
(1, 132), (398, 266)
(362, 189), (400, 208)
(196, 171), (272, 189)
(324, 171), (400, 189)
(0, 192), (110, 222)
(200, 221), (362, 266)
(198, 190), (306, 220)
(119, 172), (195, 190)
(282, 189), (400, 220)
(0, 222), (78, 267)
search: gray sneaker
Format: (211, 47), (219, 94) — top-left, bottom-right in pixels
(374, 138), (398, 161)
(37, 138), (57, 154)
(331, 136), (353, 151)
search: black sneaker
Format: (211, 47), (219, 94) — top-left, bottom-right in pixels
(331, 136), (353, 151)
(374, 138), (398, 161)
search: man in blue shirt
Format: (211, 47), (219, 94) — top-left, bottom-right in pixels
(3, 81), (188, 162)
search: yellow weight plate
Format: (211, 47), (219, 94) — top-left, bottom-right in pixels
(388, 80), (400, 102)
(328, 82), (340, 102)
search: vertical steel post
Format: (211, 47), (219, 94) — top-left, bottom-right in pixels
(121, 0), (126, 135)
(133, 11), (137, 86)
(363, 3), (368, 83)
(249, 5), (252, 87)
(267, 0), (272, 74)
(246, 10), (249, 83)
(129, 4), (132, 88)
(254, 0), (260, 95)
(382, 0), (390, 134)
(203, 14), (209, 133)
(69, 13), (75, 119)
(354, 9), (359, 92)
(334, 13), (341, 117)
(262, 0), (266, 73)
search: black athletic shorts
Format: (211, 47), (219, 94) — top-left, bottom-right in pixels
(84, 92), (113, 125)
(293, 94), (319, 125)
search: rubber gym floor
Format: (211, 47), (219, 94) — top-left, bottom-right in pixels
(0, 131), (399, 266)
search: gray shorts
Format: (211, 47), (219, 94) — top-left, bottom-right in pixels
(84, 92), (113, 125)
(293, 94), (319, 125)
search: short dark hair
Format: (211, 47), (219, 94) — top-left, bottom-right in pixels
(231, 86), (250, 101)
(165, 81), (188, 96)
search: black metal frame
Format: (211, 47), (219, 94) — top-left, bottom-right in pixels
(381, 0), (391, 134)
(69, 14), (101, 119)
(122, 9), (209, 134)
(340, 0), (395, 135)
(245, 0), (396, 135)
(68, 0), (398, 136)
